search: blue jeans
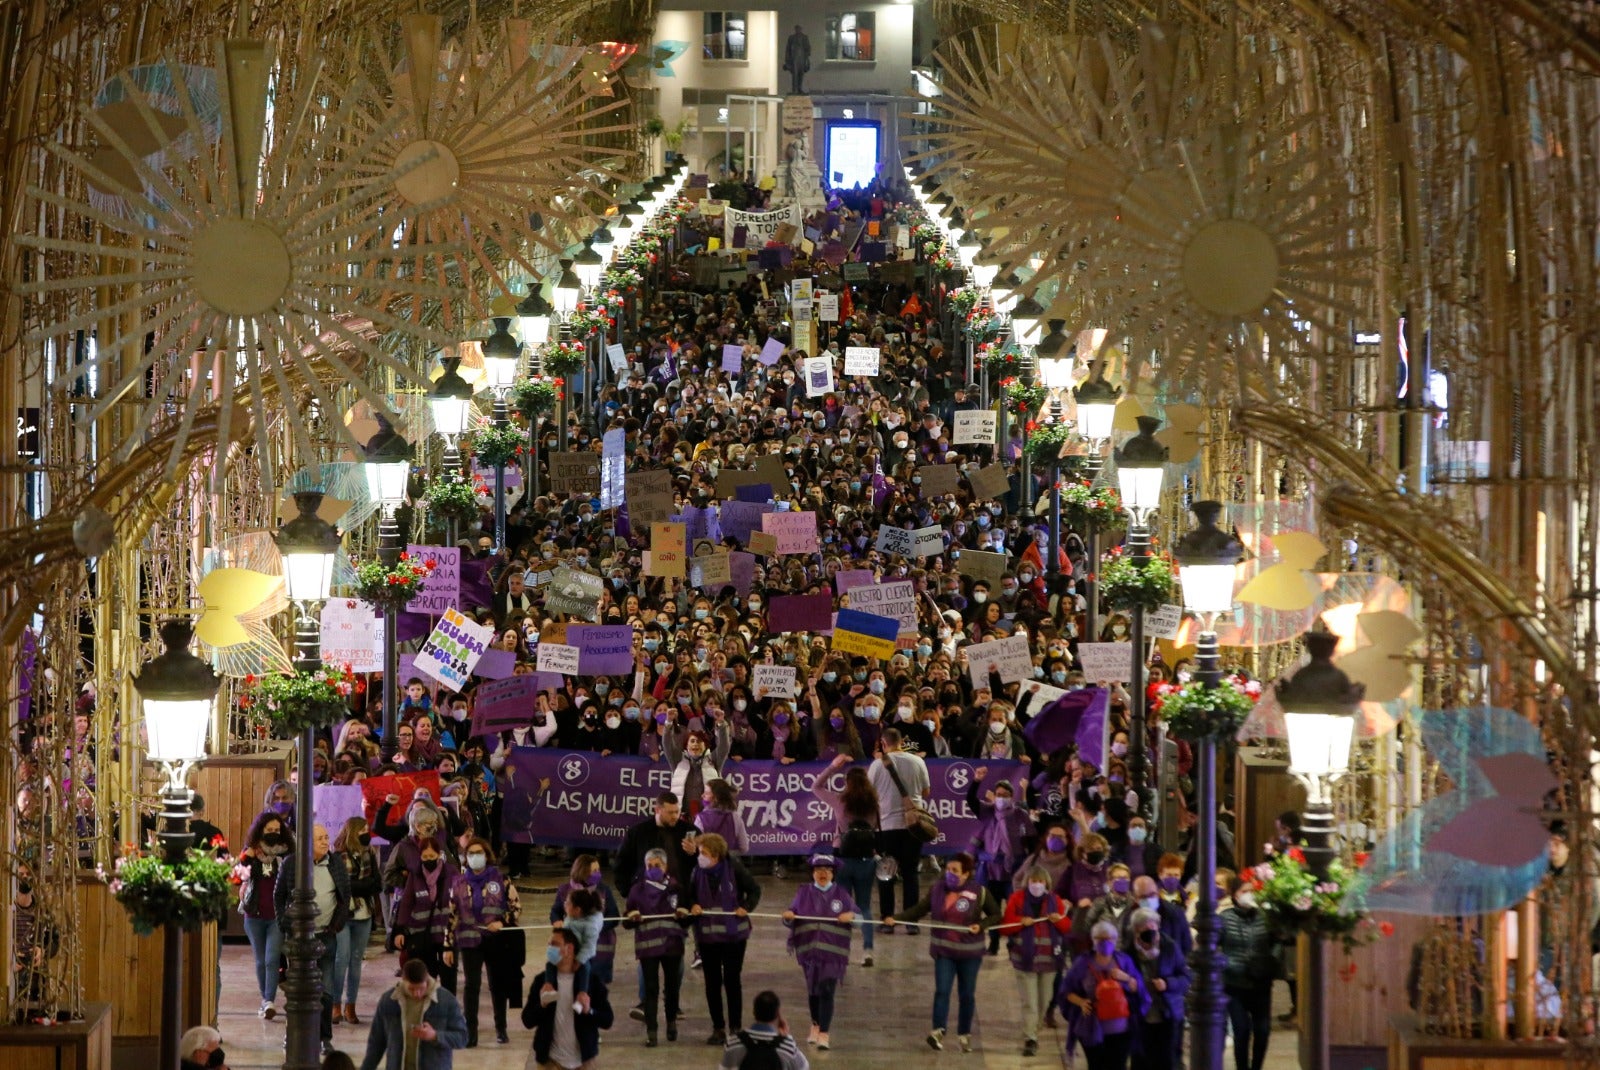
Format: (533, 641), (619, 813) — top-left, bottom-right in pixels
(334, 917), (374, 1004)
(838, 857), (876, 951)
(243, 916), (283, 1002)
(932, 955), (982, 1035)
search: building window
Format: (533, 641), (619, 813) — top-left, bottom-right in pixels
(826, 12), (875, 62)
(702, 12), (748, 61)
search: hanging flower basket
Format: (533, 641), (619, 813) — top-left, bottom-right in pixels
(1002, 378), (1049, 419)
(111, 846), (234, 936)
(984, 344), (1023, 376)
(538, 339), (588, 376)
(964, 308), (1002, 341)
(425, 471), (482, 521)
(567, 307), (611, 338)
(1058, 482), (1125, 529)
(353, 553), (434, 611)
(512, 376), (562, 418)
(240, 665), (359, 736)
(604, 265), (642, 292)
(1098, 547), (1176, 613)
(1247, 845), (1387, 952)
(1023, 423), (1074, 467)
(469, 422), (526, 467)
(948, 286), (981, 318)
(1152, 677), (1259, 742)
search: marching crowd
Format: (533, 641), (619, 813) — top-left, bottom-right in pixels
(221, 189), (1293, 1070)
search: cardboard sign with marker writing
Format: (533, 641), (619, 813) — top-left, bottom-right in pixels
(968, 463), (1011, 501)
(953, 411), (998, 445)
(625, 470), (673, 524)
(536, 643), (581, 676)
(752, 664), (797, 699)
(550, 451), (600, 494)
(916, 463), (961, 496)
(965, 634), (1034, 687)
(1145, 604), (1185, 640)
(762, 510), (817, 554)
(843, 347), (880, 376)
(749, 530), (779, 556)
(645, 522), (687, 578)
(956, 548), (1009, 588)
(544, 567), (603, 619)
(1075, 641), (1135, 683)
(692, 550), (732, 588)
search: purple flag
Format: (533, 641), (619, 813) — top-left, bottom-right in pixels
(1022, 687), (1110, 763)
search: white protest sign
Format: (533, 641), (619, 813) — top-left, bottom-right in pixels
(792, 298), (813, 321)
(1146, 604), (1184, 640)
(953, 410), (998, 445)
(319, 600), (379, 673)
(843, 346), (880, 376)
(1075, 641), (1135, 683)
(536, 643), (582, 676)
(804, 355), (835, 397)
(724, 203), (802, 247)
(752, 664), (797, 700)
(845, 579), (917, 633)
(606, 343), (628, 374)
(414, 607), (494, 693)
(966, 635), (1035, 687)
(1018, 680), (1069, 711)
(817, 293), (840, 322)
(875, 524), (945, 558)
(791, 278), (814, 303)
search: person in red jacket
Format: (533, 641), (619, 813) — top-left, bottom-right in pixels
(998, 866), (1072, 1056)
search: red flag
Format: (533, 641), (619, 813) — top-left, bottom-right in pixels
(900, 293), (923, 318)
(840, 286), (854, 322)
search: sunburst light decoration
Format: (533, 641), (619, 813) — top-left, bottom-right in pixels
(342, 14), (635, 329)
(19, 41), (460, 498)
(919, 23), (1372, 398)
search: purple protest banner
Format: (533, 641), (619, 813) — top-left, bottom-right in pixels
(313, 784), (380, 843)
(473, 648), (517, 680)
(568, 624), (636, 674)
(719, 500), (772, 545)
(406, 545), (461, 614)
(470, 674), (538, 737)
(500, 749), (1021, 855)
(768, 593), (833, 632)
(734, 483), (773, 503)
(758, 337), (786, 366)
(832, 569), (875, 596)
(721, 344), (743, 374)
(730, 552), (755, 597)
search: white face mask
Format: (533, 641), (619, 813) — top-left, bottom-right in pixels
(605, 716), (621, 730)
(989, 721), (1006, 735)
(1234, 890), (1256, 909)
(467, 853), (487, 872)
(1139, 895), (1160, 912)
(1026, 881), (1048, 898)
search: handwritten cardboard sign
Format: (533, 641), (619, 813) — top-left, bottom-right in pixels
(843, 346), (880, 376)
(875, 524), (945, 558)
(569, 624), (636, 674)
(550, 451), (600, 494)
(953, 410), (998, 446)
(625, 470), (674, 524)
(968, 463), (1011, 500)
(761, 510), (817, 555)
(645, 522), (687, 578)
(844, 579), (917, 632)
(1145, 604), (1185, 640)
(414, 607), (493, 692)
(917, 463), (962, 496)
(1075, 641), (1135, 683)
(544, 566), (603, 619)
(320, 599), (379, 672)
(964, 634), (1034, 687)
(956, 548), (1010, 588)
(536, 642), (581, 675)
(748, 530), (779, 556)
(752, 664), (797, 699)
(691, 550), (732, 589)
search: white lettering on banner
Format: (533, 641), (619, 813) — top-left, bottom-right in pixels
(537, 643), (582, 676)
(724, 204), (802, 248)
(843, 346), (880, 376)
(965, 634), (1034, 687)
(1146, 603), (1184, 640)
(319, 600), (379, 672)
(752, 664), (797, 699)
(845, 580), (917, 633)
(1076, 641), (1136, 683)
(953, 410), (998, 445)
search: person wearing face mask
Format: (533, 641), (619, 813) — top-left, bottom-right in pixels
(780, 854), (858, 1051)
(523, 931), (614, 1070)
(1115, 816), (1162, 880)
(1126, 907), (1191, 1070)
(1084, 863), (1135, 935)
(381, 799), (456, 892)
(261, 779), (297, 830)
(549, 855), (620, 996)
(1058, 832), (1112, 957)
(681, 833), (761, 1046)
(622, 848), (690, 1047)
(448, 836), (518, 1046)
(998, 866), (1071, 1057)
(1118, 875), (1193, 968)
(391, 837), (457, 983)
(333, 816), (382, 1026)
(973, 706), (1025, 761)
(884, 853), (1002, 1053)
(1058, 919), (1149, 1070)
(178, 1026), (226, 1070)
(239, 810), (295, 1020)
(665, 723), (731, 820)
(965, 768), (1031, 955)
(1220, 874), (1277, 1070)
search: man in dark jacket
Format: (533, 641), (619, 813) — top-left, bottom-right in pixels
(275, 823), (351, 1050)
(524, 930), (614, 1067)
(360, 958), (469, 1070)
(614, 791), (699, 890)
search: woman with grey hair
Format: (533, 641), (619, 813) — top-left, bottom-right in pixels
(1126, 907), (1190, 1070)
(1057, 919), (1148, 1070)
(178, 1025), (223, 1070)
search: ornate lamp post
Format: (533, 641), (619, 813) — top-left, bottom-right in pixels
(552, 260), (583, 451)
(1277, 630), (1364, 1070)
(427, 356), (473, 545)
(1115, 415), (1169, 810)
(362, 425), (410, 761)
(517, 284), (553, 497)
(274, 493), (340, 1070)
(1174, 500), (1245, 1070)
(1037, 349), (1076, 576)
(134, 620), (220, 1070)
(1072, 361), (1121, 638)
(480, 316), (523, 553)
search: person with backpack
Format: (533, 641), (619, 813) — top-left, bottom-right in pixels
(884, 851), (1003, 1053)
(812, 753), (881, 965)
(718, 990), (809, 1070)
(999, 865), (1071, 1056)
(781, 853), (857, 1051)
(1058, 919), (1149, 1070)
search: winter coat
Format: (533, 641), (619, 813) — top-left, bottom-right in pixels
(357, 978), (469, 1070)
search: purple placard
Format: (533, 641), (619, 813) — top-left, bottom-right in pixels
(734, 483), (773, 503)
(406, 545), (461, 614)
(681, 505), (717, 543)
(730, 551), (755, 597)
(568, 624), (636, 674)
(768, 592), (834, 632)
(398, 653), (418, 687)
(470, 674), (538, 736)
(473, 648), (517, 680)
(313, 784), (382, 844)
(721, 344), (743, 374)
(719, 500), (772, 545)
(833, 569), (876, 595)
(759, 337), (786, 366)
(532, 671), (565, 693)
(501, 750), (1021, 855)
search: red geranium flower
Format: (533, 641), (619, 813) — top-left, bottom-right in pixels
(1378, 921), (1394, 937)
(1288, 847), (1307, 865)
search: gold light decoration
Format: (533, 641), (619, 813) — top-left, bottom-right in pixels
(341, 15), (635, 328)
(18, 42), (458, 496)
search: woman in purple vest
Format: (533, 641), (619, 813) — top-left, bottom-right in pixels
(1058, 919), (1150, 1070)
(549, 854), (620, 985)
(623, 847), (690, 1047)
(392, 836), (456, 982)
(449, 836), (516, 1046)
(885, 851), (1002, 1053)
(781, 853), (857, 1051)
(694, 778), (750, 856)
(681, 832), (762, 1045)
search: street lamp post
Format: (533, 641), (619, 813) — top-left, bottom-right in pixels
(1277, 630), (1364, 1070)
(362, 425), (410, 763)
(134, 620), (220, 1070)
(1174, 500), (1246, 1070)
(1037, 351), (1076, 576)
(574, 242), (605, 418)
(1011, 295), (1045, 521)
(1115, 415), (1169, 812)
(516, 284), (553, 499)
(1073, 361), (1121, 638)
(552, 261), (583, 452)
(480, 316), (523, 553)
(427, 357), (473, 547)
(274, 492), (341, 1070)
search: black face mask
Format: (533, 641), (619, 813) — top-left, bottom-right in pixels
(357, 834), (372, 847)
(422, 858), (441, 871)
(206, 1049), (226, 1068)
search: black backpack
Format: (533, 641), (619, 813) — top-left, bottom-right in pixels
(737, 1030), (785, 1070)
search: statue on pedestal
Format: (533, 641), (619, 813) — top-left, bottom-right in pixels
(783, 25), (811, 95)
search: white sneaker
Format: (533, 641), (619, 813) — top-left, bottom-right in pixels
(958, 1035), (972, 1053)
(926, 1029), (945, 1051)
(259, 1000), (275, 1020)
(807, 1024), (821, 1046)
